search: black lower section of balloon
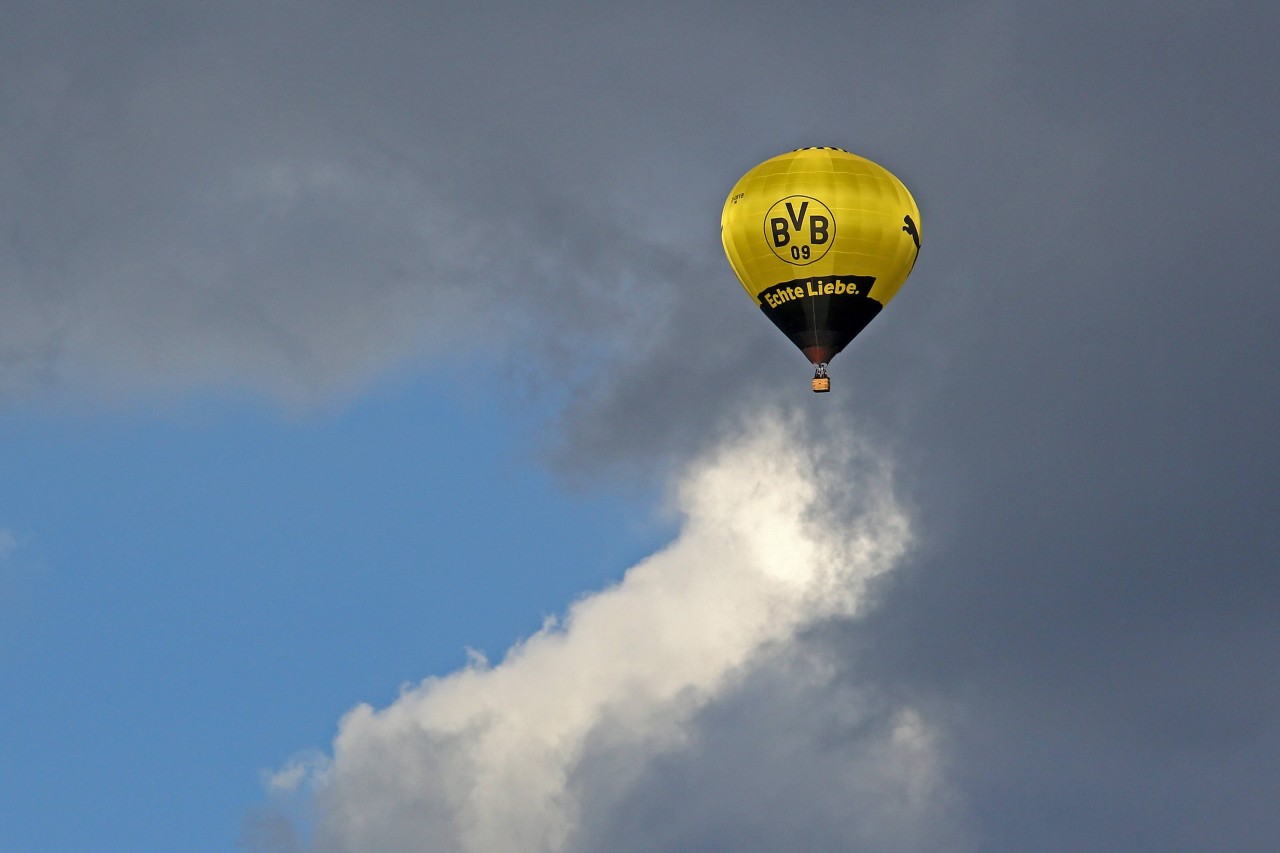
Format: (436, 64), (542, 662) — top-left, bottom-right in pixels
(758, 274), (883, 365)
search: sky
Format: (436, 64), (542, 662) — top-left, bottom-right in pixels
(2, 1), (1278, 851)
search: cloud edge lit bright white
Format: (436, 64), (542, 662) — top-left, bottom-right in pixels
(263, 411), (951, 853)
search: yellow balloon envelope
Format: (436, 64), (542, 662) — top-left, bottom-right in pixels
(721, 147), (921, 391)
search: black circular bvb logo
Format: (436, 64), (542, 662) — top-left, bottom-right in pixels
(764, 196), (835, 265)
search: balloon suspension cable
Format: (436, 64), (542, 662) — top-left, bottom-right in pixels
(811, 363), (831, 393)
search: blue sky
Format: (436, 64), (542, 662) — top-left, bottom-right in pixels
(0, 374), (669, 852)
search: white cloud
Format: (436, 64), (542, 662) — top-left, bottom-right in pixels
(0, 529), (15, 562)
(266, 751), (331, 794)
(272, 413), (955, 852)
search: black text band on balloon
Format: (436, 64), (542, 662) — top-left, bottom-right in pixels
(757, 274), (877, 310)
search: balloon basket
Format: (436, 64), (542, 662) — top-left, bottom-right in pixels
(811, 364), (830, 393)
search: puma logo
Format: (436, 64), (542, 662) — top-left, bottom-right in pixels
(902, 214), (920, 250)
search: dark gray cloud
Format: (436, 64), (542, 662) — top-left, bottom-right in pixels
(0, 0), (710, 400)
(815, 5), (1280, 851)
(7, 1), (1279, 849)
(0, 0), (1018, 409)
(567, 641), (970, 853)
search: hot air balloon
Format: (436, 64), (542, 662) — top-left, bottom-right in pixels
(721, 147), (921, 392)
